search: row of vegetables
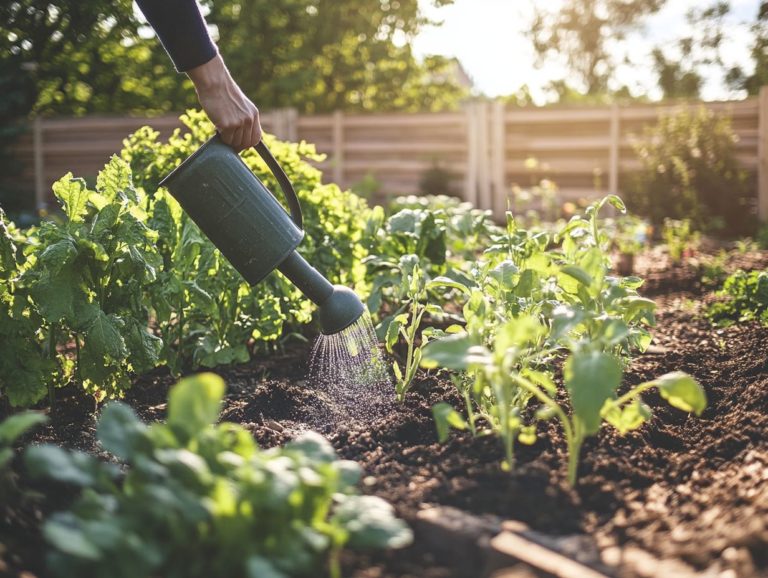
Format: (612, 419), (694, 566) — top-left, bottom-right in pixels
(4, 111), (764, 577)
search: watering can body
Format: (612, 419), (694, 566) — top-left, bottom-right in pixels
(159, 135), (365, 335)
(159, 136), (303, 286)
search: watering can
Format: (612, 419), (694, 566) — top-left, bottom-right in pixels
(159, 135), (365, 335)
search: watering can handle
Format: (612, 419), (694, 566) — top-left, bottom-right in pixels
(253, 140), (304, 230)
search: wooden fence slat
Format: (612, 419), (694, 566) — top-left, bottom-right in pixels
(759, 87), (768, 222)
(609, 104), (620, 195)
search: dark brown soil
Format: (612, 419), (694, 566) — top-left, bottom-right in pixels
(3, 247), (767, 578)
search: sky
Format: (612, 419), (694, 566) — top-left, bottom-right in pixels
(412, 0), (759, 102)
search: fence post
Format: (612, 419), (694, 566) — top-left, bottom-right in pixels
(477, 101), (492, 212)
(464, 102), (478, 205)
(491, 100), (507, 220)
(759, 86), (768, 222)
(33, 116), (45, 211)
(609, 103), (620, 196)
(332, 110), (344, 186)
(286, 108), (298, 143)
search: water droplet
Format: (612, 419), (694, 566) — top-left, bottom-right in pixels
(308, 309), (393, 423)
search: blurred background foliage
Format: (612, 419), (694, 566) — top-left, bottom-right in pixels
(0, 0), (466, 117)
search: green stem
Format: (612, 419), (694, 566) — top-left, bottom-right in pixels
(613, 380), (656, 408)
(328, 547), (341, 578)
(511, 374), (582, 484)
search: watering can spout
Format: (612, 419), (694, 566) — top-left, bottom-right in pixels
(278, 251), (365, 335)
(159, 135), (365, 336)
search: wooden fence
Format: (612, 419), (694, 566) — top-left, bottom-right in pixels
(8, 87), (767, 221)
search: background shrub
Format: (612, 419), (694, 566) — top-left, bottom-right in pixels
(625, 106), (753, 236)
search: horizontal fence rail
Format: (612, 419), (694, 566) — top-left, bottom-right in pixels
(6, 89), (766, 221)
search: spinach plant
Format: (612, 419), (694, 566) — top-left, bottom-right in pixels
(0, 209), (56, 406)
(420, 196), (706, 483)
(20, 159), (162, 399)
(707, 269), (768, 326)
(25, 373), (411, 578)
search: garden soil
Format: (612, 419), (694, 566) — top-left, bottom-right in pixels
(3, 249), (767, 578)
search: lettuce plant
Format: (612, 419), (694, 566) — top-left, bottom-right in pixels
(25, 373), (411, 578)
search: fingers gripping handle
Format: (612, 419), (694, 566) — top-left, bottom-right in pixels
(254, 140), (304, 230)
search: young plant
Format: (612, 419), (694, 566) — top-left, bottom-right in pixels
(424, 329), (706, 484)
(384, 256), (460, 401)
(662, 218), (700, 263)
(25, 373), (411, 578)
(707, 269), (768, 326)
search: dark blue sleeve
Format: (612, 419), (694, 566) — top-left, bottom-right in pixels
(135, 0), (218, 72)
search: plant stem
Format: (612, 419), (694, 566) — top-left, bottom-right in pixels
(511, 374), (581, 484)
(613, 380), (657, 407)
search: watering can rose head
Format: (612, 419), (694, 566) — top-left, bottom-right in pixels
(160, 134), (365, 335)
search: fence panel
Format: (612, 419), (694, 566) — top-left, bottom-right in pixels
(5, 93), (764, 221)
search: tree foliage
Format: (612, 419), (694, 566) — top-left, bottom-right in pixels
(0, 0), (465, 117)
(652, 2), (730, 100)
(528, 0), (665, 96)
(727, 1), (768, 95)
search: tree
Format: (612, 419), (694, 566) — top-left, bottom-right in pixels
(0, 0), (197, 116)
(0, 0), (465, 117)
(204, 0), (466, 113)
(528, 0), (665, 97)
(652, 2), (730, 100)
(727, 1), (768, 95)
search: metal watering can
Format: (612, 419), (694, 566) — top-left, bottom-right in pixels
(159, 135), (365, 335)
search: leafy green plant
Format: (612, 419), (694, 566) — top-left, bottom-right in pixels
(663, 218), (700, 263)
(626, 106), (752, 236)
(0, 209), (57, 406)
(418, 196), (704, 483)
(25, 373), (411, 578)
(424, 326), (706, 484)
(706, 269), (768, 326)
(383, 256), (460, 400)
(20, 159), (162, 399)
(0, 411), (48, 503)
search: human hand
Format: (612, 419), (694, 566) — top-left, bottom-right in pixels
(187, 54), (261, 151)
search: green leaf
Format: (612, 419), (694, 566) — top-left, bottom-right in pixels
(0, 412), (48, 445)
(564, 351), (622, 436)
(96, 156), (134, 201)
(426, 276), (471, 294)
(333, 495), (413, 549)
(246, 556), (289, 578)
(421, 333), (489, 370)
(85, 311), (127, 361)
(603, 398), (652, 434)
(31, 265), (81, 322)
(167, 373), (225, 438)
(44, 516), (101, 560)
(38, 238), (78, 275)
(560, 265), (593, 289)
(489, 260), (519, 289)
(124, 319), (162, 374)
(385, 316), (404, 353)
(518, 425), (537, 445)
(432, 402), (467, 442)
(53, 174), (90, 222)
(655, 372), (707, 415)
(25, 445), (101, 486)
(97, 403), (147, 460)
(287, 431), (337, 464)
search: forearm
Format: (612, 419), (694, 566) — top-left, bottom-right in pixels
(135, 0), (217, 72)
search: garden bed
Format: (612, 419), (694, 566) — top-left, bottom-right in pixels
(4, 249), (767, 578)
